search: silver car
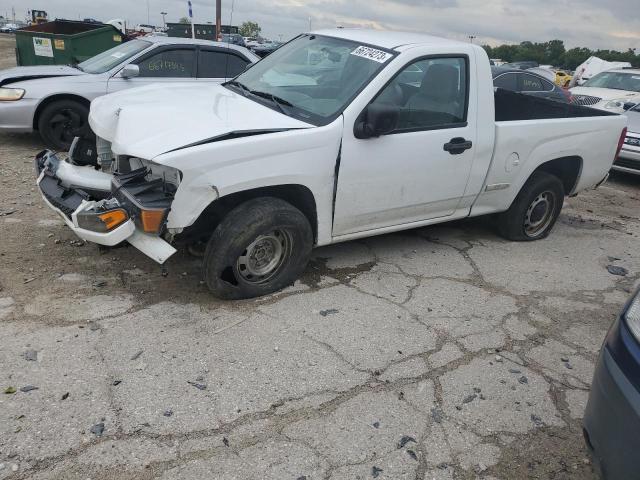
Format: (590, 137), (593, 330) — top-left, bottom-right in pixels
(613, 105), (640, 176)
(0, 36), (259, 149)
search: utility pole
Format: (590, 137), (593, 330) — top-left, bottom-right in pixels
(188, 1), (195, 39)
(160, 11), (167, 29)
(468, 35), (476, 43)
(215, 0), (221, 41)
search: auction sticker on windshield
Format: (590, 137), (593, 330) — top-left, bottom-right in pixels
(350, 46), (392, 63)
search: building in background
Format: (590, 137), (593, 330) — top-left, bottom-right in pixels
(166, 22), (238, 41)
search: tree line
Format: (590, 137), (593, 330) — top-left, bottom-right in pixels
(482, 40), (639, 70)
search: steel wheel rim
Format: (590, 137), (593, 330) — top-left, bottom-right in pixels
(48, 108), (84, 146)
(524, 190), (556, 237)
(236, 229), (292, 284)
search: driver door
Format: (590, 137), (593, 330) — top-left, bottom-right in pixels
(107, 46), (196, 93)
(333, 56), (477, 236)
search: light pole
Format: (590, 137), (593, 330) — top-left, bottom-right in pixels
(468, 35), (476, 43)
(160, 11), (167, 29)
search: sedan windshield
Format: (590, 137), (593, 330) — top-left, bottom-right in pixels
(226, 34), (395, 125)
(583, 72), (640, 93)
(77, 40), (152, 74)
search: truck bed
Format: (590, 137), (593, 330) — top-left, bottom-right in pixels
(494, 88), (618, 121)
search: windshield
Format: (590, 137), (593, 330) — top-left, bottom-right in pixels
(77, 40), (151, 74)
(227, 34), (395, 125)
(583, 71), (640, 93)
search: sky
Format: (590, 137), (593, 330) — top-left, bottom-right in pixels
(2, 0), (639, 51)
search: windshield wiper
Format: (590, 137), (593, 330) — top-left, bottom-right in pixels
(248, 90), (293, 114)
(226, 80), (250, 96)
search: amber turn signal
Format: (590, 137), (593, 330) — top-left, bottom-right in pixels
(140, 209), (167, 234)
(98, 209), (129, 230)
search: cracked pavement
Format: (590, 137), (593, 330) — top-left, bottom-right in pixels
(1, 36), (640, 480)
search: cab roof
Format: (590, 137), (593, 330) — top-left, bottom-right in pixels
(310, 28), (469, 51)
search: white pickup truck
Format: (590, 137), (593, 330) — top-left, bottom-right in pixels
(35, 29), (628, 299)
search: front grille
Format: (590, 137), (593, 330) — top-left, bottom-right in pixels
(614, 157), (640, 171)
(572, 94), (602, 106)
(624, 136), (640, 147)
(42, 190), (75, 217)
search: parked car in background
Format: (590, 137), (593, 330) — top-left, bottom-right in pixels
(554, 70), (572, 87)
(251, 41), (282, 58)
(584, 287), (640, 479)
(492, 67), (571, 103)
(221, 33), (245, 47)
(570, 69), (640, 112)
(135, 24), (156, 33)
(0, 36), (259, 149)
(34, 29), (625, 299)
(612, 104), (640, 175)
(503, 61), (539, 70)
(0, 23), (19, 33)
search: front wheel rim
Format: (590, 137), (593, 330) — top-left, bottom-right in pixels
(235, 229), (293, 284)
(524, 190), (556, 237)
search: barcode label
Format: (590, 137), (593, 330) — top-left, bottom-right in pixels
(350, 46), (392, 63)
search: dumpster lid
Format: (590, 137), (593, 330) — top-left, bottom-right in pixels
(18, 20), (108, 35)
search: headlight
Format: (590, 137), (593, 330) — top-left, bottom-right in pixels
(624, 289), (640, 341)
(0, 87), (25, 101)
(604, 99), (632, 110)
(76, 208), (129, 232)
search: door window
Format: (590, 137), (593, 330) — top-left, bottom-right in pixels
(493, 73), (518, 91)
(135, 48), (195, 78)
(520, 74), (544, 92)
(198, 49), (249, 78)
(370, 57), (468, 132)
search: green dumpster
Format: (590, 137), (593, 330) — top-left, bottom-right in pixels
(15, 20), (124, 66)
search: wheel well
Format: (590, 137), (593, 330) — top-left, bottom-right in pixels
(32, 94), (91, 130)
(183, 184), (318, 243)
(532, 156), (582, 194)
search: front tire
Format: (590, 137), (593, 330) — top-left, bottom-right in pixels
(37, 99), (90, 151)
(496, 171), (564, 241)
(203, 197), (313, 299)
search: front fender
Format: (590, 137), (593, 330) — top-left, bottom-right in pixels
(157, 118), (344, 245)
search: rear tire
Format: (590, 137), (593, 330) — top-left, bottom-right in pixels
(496, 171), (564, 241)
(203, 197), (313, 299)
(37, 99), (90, 151)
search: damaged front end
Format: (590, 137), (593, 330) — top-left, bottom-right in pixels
(35, 141), (179, 263)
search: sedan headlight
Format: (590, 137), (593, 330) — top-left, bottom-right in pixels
(604, 99), (637, 111)
(624, 289), (640, 341)
(0, 87), (25, 101)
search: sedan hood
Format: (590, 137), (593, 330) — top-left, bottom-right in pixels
(89, 83), (313, 159)
(569, 86), (640, 101)
(0, 65), (84, 86)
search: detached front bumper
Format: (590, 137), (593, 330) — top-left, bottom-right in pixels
(35, 150), (177, 263)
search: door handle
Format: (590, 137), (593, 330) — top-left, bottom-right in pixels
(443, 137), (473, 155)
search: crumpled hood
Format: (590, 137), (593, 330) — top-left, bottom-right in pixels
(89, 83), (313, 159)
(569, 86), (640, 102)
(0, 65), (84, 86)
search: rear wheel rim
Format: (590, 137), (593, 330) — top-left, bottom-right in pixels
(524, 190), (556, 237)
(235, 229), (293, 284)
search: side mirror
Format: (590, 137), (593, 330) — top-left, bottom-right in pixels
(120, 64), (140, 79)
(245, 62), (255, 71)
(354, 103), (400, 139)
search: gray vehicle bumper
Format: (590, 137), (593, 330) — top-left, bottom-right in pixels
(583, 345), (640, 479)
(613, 147), (640, 175)
(0, 97), (38, 132)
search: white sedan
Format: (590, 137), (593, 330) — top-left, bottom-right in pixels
(0, 36), (259, 149)
(570, 68), (640, 113)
